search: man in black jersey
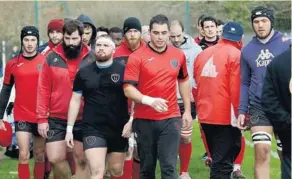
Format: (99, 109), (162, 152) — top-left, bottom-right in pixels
(65, 35), (131, 179)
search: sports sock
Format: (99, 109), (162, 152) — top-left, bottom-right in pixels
(18, 163), (30, 179)
(132, 159), (140, 179)
(234, 136), (245, 165)
(179, 142), (192, 174)
(34, 162), (45, 179)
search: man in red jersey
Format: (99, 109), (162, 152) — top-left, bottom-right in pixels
(123, 14), (193, 179)
(113, 17), (146, 179)
(39, 19), (64, 56)
(37, 19), (95, 179)
(0, 26), (46, 179)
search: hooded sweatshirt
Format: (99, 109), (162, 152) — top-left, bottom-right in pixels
(77, 14), (97, 50)
(176, 34), (202, 102)
(239, 31), (290, 115)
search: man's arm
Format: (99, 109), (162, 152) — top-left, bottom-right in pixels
(178, 54), (191, 112)
(36, 58), (52, 124)
(261, 64), (291, 131)
(0, 85), (13, 120)
(0, 61), (15, 120)
(67, 92), (82, 130)
(178, 80), (191, 112)
(229, 53), (241, 126)
(68, 70), (85, 128)
(238, 53), (251, 115)
(123, 84), (143, 104)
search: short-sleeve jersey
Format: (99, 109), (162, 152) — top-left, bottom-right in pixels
(124, 45), (189, 120)
(73, 60), (129, 137)
(4, 53), (45, 122)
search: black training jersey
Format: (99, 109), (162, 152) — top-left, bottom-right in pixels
(73, 60), (129, 137)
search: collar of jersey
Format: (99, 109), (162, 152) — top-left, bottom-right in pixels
(147, 42), (168, 54)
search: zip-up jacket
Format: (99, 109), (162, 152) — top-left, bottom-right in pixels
(38, 41), (56, 56)
(37, 43), (95, 123)
(193, 39), (242, 125)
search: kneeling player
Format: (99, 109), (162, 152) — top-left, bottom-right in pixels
(65, 35), (131, 179)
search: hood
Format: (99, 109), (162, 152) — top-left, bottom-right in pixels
(251, 30), (283, 45)
(179, 34), (200, 50)
(77, 14), (97, 46)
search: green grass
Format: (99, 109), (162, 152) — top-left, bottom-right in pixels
(0, 121), (281, 179)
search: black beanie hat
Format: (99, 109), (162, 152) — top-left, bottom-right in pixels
(251, 6), (275, 28)
(21, 26), (39, 43)
(123, 17), (142, 34)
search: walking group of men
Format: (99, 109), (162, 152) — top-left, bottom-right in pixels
(0, 5), (290, 179)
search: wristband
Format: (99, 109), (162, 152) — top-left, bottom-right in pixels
(129, 116), (134, 122)
(141, 95), (154, 106)
(66, 125), (73, 133)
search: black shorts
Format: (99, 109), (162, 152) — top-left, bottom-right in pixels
(47, 118), (83, 143)
(249, 107), (272, 127)
(15, 121), (39, 136)
(83, 127), (128, 153)
(178, 102), (196, 119)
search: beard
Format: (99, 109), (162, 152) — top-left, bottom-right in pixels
(63, 42), (82, 59)
(125, 37), (140, 50)
(96, 51), (112, 62)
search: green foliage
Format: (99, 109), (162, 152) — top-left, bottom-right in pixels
(222, 1), (252, 30)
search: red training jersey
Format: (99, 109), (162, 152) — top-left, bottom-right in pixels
(4, 53), (45, 123)
(124, 45), (189, 120)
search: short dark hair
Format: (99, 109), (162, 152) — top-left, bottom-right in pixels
(63, 19), (84, 36)
(200, 16), (218, 28)
(217, 19), (225, 26)
(109, 27), (123, 34)
(198, 14), (207, 26)
(149, 14), (170, 30)
(170, 20), (184, 31)
(96, 26), (109, 34)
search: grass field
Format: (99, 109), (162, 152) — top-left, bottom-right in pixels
(0, 121), (281, 179)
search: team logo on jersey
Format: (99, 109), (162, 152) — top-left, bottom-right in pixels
(47, 130), (54, 139)
(17, 121), (27, 130)
(256, 49), (274, 67)
(85, 136), (96, 145)
(53, 58), (59, 63)
(147, 57), (155, 62)
(17, 63), (24, 67)
(170, 59), (179, 68)
(111, 73), (120, 83)
(201, 56), (218, 78)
